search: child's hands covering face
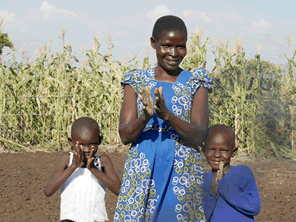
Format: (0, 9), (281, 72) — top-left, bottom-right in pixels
(140, 86), (154, 120)
(72, 141), (84, 168)
(154, 87), (169, 121)
(86, 146), (96, 170)
(210, 161), (224, 196)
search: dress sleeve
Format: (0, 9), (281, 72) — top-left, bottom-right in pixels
(188, 67), (215, 96)
(217, 165), (261, 216)
(121, 69), (144, 95)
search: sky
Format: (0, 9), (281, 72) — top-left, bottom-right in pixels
(1, 0), (296, 70)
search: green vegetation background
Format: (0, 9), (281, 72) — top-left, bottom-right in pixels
(0, 28), (295, 159)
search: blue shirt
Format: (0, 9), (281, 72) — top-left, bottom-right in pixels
(203, 165), (261, 222)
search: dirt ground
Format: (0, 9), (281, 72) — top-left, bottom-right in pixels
(0, 147), (295, 222)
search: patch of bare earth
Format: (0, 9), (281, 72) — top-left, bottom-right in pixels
(0, 148), (295, 221)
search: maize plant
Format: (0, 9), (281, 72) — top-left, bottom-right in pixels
(0, 29), (295, 159)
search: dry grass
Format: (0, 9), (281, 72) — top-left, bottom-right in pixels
(0, 28), (295, 158)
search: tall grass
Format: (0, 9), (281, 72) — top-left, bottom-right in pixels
(183, 30), (295, 158)
(0, 37), (136, 151)
(0, 28), (295, 158)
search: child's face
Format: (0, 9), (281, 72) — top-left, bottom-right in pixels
(151, 30), (187, 72)
(69, 130), (100, 162)
(205, 132), (236, 171)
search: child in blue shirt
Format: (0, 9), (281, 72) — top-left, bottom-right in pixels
(202, 124), (261, 222)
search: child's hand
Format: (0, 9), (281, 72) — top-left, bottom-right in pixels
(210, 161), (224, 196)
(140, 86), (154, 120)
(86, 146), (96, 170)
(154, 87), (169, 121)
(72, 141), (84, 168)
(217, 161), (224, 180)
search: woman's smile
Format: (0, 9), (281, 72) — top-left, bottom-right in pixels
(151, 30), (187, 74)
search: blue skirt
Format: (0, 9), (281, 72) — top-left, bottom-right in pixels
(114, 130), (205, 222)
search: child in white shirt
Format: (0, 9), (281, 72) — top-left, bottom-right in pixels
(44, 117), (121, 222)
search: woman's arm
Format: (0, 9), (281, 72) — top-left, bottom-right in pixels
(154, 86), (209, 147)
(118, 85), (153, 145)
(89, 154), (122, 195)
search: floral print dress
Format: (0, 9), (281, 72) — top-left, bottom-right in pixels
(114, 67), (214, 222)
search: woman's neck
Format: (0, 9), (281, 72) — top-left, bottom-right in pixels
(154, 66), (183, 82)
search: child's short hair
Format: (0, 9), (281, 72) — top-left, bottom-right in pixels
(205, 124), (236, 149)
(152, 15), (187, 40)
(71, 117), (101, 138)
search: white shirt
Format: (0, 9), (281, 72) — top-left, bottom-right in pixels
(60, 152), (108, 222)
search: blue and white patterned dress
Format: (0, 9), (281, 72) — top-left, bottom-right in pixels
(114, 67), (214, 222)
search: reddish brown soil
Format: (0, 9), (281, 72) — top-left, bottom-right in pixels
(0, 148), (295, 221)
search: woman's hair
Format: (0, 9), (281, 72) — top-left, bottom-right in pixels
(152, 15), (187, 40)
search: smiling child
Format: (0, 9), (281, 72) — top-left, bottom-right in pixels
(202, 124), (261, 222)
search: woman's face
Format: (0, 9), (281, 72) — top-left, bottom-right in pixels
(151, 30), (187, 73)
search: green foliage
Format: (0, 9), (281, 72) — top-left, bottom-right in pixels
(182, 27), (208, 71)
(182, 33), (296, 158)
(0, 38), (136, 151)
(209, 38), (295, 158)
(0, 32), (13, 55)
(0, 30), (295, 159)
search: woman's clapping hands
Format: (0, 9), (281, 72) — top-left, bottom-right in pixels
(140, 86), (170, 121)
